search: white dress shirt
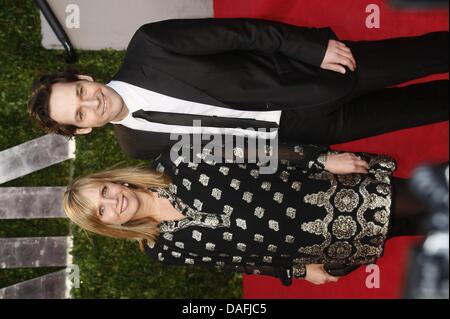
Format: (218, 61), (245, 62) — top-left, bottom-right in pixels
(107, 80), (281, 139)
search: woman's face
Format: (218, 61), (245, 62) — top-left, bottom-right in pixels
(80, 182), (140, 225)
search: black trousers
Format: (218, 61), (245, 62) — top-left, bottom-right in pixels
(279, 31), (449, 145)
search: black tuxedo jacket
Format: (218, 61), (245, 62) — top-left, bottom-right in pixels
(112, 18), (357, 159)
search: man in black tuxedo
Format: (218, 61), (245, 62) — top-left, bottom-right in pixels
(28, 18), (448, 160)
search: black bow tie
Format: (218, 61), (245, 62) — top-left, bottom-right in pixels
(132, 109), (279, 130)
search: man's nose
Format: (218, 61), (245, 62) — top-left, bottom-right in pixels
(82, 97), (101, 110)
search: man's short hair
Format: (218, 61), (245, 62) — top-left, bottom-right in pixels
(27, 71), (81, 137)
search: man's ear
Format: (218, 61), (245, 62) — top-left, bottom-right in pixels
(75, 127), (93, 135)
(76, 75), (94, 82)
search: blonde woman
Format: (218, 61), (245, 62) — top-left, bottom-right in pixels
(64, 144), (430, 286)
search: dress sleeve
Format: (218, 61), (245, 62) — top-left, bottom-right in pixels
(274, 142), (329, 172)
(152, 132), (330, 173)
(145, 244), (307, 286)
(200, 138), (330, 173)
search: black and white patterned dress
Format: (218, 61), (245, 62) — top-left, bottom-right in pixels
(144, 144), (396, 285)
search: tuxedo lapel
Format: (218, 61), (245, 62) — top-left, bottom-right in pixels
(112, 64), (231, 108)
(138, 65), (231, 109)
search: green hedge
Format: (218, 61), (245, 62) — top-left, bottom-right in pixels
(0, 0), (241, 298)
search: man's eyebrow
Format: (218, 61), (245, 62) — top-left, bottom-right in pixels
(75, 82), (80, 98)
(74, 83), (82, 122)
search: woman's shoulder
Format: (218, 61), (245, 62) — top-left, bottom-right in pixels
(151, 151), (183, 174)
(143, 238), (163, 257)
(151, 148), (213, 175)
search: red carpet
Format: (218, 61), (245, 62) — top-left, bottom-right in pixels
(214, 0), (449, 298)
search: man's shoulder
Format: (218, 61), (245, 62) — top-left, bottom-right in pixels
(136, 18), (214, 33)
(130, 19), (186, 44)
(112, 124), (173, 160)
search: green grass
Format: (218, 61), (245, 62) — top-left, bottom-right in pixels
(0, 0), (242, 298)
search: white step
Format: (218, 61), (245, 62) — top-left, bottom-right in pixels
(40, 0), (214, 50)
(0, 187), (67, 219)
(0, 134), (75, 184)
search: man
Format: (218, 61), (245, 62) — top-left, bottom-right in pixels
(28, 18), (448, 160)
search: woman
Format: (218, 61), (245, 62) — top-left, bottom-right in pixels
(64, 143), (430, 286)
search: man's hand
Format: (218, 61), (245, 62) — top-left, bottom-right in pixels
(320, 40), (356, 74)
(324, 153), (369, 175)
(305, 264), (339, 285)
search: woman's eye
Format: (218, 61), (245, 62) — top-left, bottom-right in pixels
(99, 207), (105, 217)
(102, 186), (108, 197)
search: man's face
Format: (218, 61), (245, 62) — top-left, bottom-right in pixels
(48, 76), (127, 134)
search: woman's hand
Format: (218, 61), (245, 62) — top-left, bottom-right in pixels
(305, 264), (339, 285)
(324, 153), (369, 175)
(321, 39), (356, 74)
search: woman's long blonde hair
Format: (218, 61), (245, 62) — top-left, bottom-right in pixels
(63, 167), (171, 249)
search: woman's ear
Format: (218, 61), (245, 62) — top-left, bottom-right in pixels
(77, 74), (94, 82)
